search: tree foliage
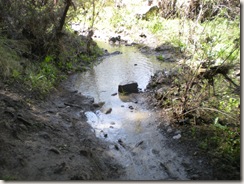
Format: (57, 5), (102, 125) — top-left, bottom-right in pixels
(157, 0), (240, 21)
(0, 0), (78, 57)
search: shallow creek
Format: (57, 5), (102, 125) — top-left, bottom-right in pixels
(70, 42), (193, 180)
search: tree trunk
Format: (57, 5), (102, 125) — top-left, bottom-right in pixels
(56, 0), (72, 36)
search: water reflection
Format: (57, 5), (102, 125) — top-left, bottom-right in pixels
(73, 43), (172, 103)
(71, 42), (173, 142)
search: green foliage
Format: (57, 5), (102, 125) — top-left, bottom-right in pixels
(26, 57), (59, 95)
(110, 9), (124, 28)
(147, 17), (164, 34)
(156, 55), (164, 61)
(0, 38), (23, 79)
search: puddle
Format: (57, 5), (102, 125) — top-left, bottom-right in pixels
(71, 42), (191, 180)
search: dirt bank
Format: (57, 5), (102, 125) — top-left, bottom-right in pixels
(0, 81), (124, 180)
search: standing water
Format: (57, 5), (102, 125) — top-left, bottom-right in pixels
(71, 42), (192, 180)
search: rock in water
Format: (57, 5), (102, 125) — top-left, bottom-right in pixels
(118, 81), (139, 94)
(104, 108), (112, 114)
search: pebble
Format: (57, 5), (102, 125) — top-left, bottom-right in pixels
(167, 127), (173, 133)
(129, 105), (134, 110)
(114, 145), (119, 150)
(104, 108), (112, 114)
(111, 93), (117, 96)
(173, 134), (181, 140)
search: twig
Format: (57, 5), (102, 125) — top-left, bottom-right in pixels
(182, 107), (238, 121)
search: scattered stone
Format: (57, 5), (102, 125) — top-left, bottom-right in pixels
(173, 134), (181, 140)
(118, 139), (126, 148)
(109, 36), (121, 44)
(138, 88), (143, 92)
(121, 105), (124, 107)
(110, 122), (115, 125)
(128, 105), (134, 110)
(114, 144), (119, 150)
(118, 81), (139, 94)
(155, 45), (172, 51)
(111, 93), (117, 96)
(139, 33), (147, 38)
(71, 90), (78, 93)
(105, 108), (112, 114)
(104, 134), (108, 138)
(103, 108), (112, 114)
(134, 64), (137, 66)
(109, 126), (114, 128)
(167, 127), (173, 133)
(125, 42), (138, 46)
(93, 101), (105, 107)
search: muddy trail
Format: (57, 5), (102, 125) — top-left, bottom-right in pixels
(0, 42), (213, 180)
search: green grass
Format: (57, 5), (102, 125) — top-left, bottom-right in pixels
(0, 38), (24, 79)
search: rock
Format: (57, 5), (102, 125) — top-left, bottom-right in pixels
(104, 108), (112, 114)
(155, 45), (172, 51)
(118, 81), (139, 94)
(111, 93), (117, 96)
(110, 51), (122, 55)
(114, 144), (119, 150)
(93, 101), (105, 108)
(139, 33), (147, 38)
(173, 134), (181, 140)
(118, 139), (126, 148)
(109, 36), (121, 44)
(167, 127), (173, 133)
